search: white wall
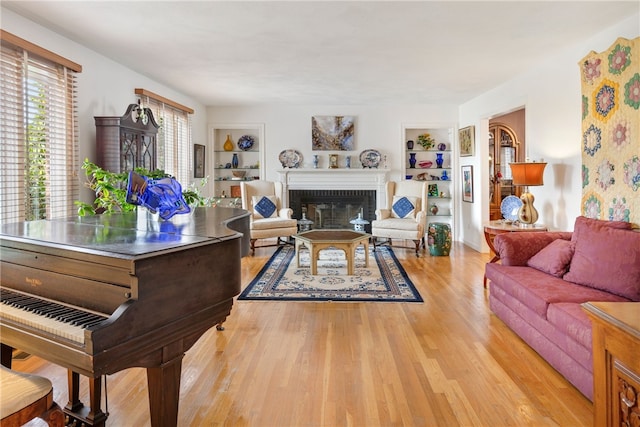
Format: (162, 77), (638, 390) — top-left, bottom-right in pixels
(2, 8), (207, 204)
(207, 105), (458, 224)
(207, 105), (458, 177)
(459, 13), (639, 252)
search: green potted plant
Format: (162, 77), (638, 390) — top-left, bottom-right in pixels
(75, 159), (210, 216)
(417, 133), (435, 150)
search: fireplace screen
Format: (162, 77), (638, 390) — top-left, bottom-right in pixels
(289, 190), (376, 233)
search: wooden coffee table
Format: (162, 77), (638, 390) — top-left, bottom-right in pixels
(293, 229), (370, 275)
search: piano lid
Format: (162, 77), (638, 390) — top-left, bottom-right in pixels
(0, 207), (250, 258)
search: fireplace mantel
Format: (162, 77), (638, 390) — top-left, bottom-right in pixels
(277, 169), (389, 210)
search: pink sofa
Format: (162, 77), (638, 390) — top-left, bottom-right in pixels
(485, 216), (640, 400)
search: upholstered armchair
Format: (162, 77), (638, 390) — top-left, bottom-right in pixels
(240, 180), (298, 254)
(371, 181), (428, 256)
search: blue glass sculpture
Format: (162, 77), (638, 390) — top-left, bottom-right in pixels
(126, 171), (191, 220)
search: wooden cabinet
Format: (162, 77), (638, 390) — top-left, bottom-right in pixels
(583, 302), (640, 427)
(210, 124), (265, 198)
(402, 125), (454, 231)
(95, 103), (160, 173)
(489, 123), (523, 220)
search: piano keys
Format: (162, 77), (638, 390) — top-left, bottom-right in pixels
(0, 207), (250, 427)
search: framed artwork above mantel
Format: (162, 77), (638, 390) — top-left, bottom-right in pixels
(311, 116), (355, 150)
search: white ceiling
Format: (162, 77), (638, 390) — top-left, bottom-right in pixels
(4, 1), (638, 106)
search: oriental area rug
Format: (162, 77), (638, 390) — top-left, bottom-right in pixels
(239, 245), (423, 302)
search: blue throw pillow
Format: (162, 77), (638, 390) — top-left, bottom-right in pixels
(252, 195), (277, 218)
(392, 196), (417, 219)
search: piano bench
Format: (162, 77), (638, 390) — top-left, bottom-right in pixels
(0, 365), (65, 426)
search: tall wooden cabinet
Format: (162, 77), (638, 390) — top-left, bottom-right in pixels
(95, 103), (160, 173)
(489, 123), (523, 220)
(583, 302), (640, 427)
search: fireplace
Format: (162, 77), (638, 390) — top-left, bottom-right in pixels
(289, 189), (376, 232)
(277, 168), (389, 233)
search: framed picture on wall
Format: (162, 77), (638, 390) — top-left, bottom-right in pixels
(311, 116), (355, 150)
(462, 165), (474, 203)
(194, 144), (205, 178)
(459, 126), (475, 157)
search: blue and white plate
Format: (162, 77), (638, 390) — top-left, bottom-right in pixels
(237, 135), (255, 151)
(359, 149), (381, 168)
(279, 149), (302, 168)
(501, 195), (523, 221)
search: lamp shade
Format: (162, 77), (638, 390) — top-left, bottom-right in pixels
(509, 162), (547, 186)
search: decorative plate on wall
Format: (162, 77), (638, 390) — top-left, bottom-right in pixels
(501, 195), (523, 221)
(237, 135), (255, 151)
(279, 149), (302, 168)
(359, 149), (381, 168)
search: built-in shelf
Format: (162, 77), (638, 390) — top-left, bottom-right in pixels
(209, 123), (265, 198)
(402, 124), (455, 228)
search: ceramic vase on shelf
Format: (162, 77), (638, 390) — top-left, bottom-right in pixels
(437, 143), (446, 151)
(430, 204), (439, 215)
(407, 140), (414, 150)
(223, 134), (234, 151)
(435, 152), (444, 168)
(232, 153), (239, 168)
(313, 155), (319, 169)
(409, 152), (417, 169)
(441, 170), (449, 180)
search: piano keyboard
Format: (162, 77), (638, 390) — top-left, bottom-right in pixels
(0, 288), (108, 345)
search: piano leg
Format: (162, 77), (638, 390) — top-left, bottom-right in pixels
(146, 354), (184, 427)
(65, 371), (107, 426)
(1, 343), (13, 368)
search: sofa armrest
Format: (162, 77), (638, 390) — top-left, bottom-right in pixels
(278, 208), (293, 219)
(494, 231), (573, 266)
(375, 209), (391, 220)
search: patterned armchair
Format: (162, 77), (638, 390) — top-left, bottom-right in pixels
(240, 180), (298, 254)
(371, 181), (428, 256)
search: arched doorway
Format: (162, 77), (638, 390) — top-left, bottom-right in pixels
(488, 109), (525, 220)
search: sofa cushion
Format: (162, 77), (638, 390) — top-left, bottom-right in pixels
(485, 264), (630, 319)
(570, 216), (632, 243)
(250, 216), (297, 231)
(546, 303), (593, 350)
(392, 196), (417, 219)
(252, 195), (277, 219)
(494, 232), (573, 266)
(527, 239), (575, 277)
(564, 222), (640, 301)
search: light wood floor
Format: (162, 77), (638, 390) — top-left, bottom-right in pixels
(16, 241), (592, 426)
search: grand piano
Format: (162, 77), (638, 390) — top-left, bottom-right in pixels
(0, 207), (250, 426)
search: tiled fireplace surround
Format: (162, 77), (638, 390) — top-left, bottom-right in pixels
(277, 169), (389, 232)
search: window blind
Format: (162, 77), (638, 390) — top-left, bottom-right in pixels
(0, 35), (79, 224)
(140, 96), (192, 186)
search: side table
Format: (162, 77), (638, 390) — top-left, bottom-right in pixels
(483, 220), (547, 288)
(582, 302), (640, 427)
